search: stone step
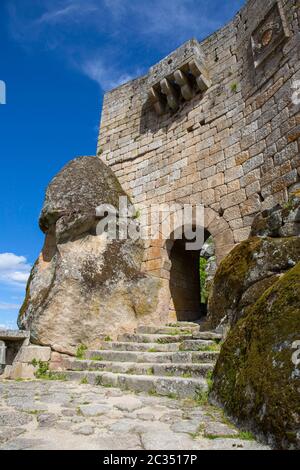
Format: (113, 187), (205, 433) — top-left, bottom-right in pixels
(99, 341), (180, 352)
(167, 321), (201, 328)
(136, 324), (200, 335)
(117, 333), (195, 344)
(63, 358), (214, 378)
(179, 340), (217, 351)
(85, 349), (219, 364)
(56, 370), (208, 399)
(193, 332), (223, 341)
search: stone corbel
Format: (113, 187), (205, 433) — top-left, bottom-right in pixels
(174, 69), (194, 101)
(149, 87), (166, 116)
(189, 60), (211, 92)
(160, 78), (179, 111)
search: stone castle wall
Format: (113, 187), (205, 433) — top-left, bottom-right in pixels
(97, 0), (299, 321)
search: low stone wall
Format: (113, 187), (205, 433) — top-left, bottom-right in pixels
(0, 330), (51, 380)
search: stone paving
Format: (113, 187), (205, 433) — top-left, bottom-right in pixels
(0, 379), (270, 450)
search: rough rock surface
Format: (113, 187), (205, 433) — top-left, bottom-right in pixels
(18, 157), (161, 354)
(251, 196), (300, 238)
(0, 380), (270, 450)
(207, 236), (300, 328)
(200, 236), (217, 299)
(212, 262), (300, 450)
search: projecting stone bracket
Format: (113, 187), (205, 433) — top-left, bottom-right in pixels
(149, 87), (166, 116)
(160, 78), (180, 111)
(174, 69), (194, 101)
(147, 39), (211, 115)
(189, 60), (212, 92)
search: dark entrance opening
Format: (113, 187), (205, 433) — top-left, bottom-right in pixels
(168, 229), (212, 322)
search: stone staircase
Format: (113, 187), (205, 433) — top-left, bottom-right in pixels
(56, 322), (222, 399)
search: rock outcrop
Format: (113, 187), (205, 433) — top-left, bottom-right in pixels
(207, 236), (300, 328)
(212, 262), (300, 449)
(18, 157), (161, 354)
(208, 199), (300, 449)
(208, 196), (300, 329)
(251, 195), (300, 238)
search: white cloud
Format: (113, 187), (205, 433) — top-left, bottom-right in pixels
(0, 253), (31, 287)
(81, 57), (142, 91)
(102, 0), (221, 44)
(7, 0), (224, 91)
(36, 1), (99, 26)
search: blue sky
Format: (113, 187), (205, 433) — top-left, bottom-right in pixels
(0, 0), (244, 329)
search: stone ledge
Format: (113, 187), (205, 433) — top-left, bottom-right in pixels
(0, 329), (30, 342)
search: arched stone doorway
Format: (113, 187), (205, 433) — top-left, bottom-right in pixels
(167, 228), (213, 322)
(142, 207), (235, 325)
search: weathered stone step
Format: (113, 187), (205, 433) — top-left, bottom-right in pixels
(62, 358), (214, 378)
(99, 341), (180, 352)
(85, 349), (219, 364)
(117, 333), (195, 344)
(57, 370), (208, 399)
(179, 340), (217, 351)
(136, 324), (200, 335)
(167, 322), (201, 328)
(193, 332), (223, 341)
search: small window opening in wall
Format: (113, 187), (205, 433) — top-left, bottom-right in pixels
(258, 192), (265, 202)
(200, 119), (206, 126)
(187, 125), (194, 133)
(168, 59), (173, 65)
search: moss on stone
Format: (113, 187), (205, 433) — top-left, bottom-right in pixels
(208, 236), (300, 328)
(208, 237), (261, 327)
(212, 261), (300, 449)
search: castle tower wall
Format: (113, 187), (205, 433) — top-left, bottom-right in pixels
(98, 0), (300, 321)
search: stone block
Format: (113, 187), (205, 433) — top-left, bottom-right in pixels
(229, 218), (243, 230)
(201, 189), (215, 205)
(227, 180), (241, 193)
(220, 189), (246, 210)
(207, 172), (224, 188)
(242, 154), (264, 174)
(240, 194), (261, 217)
(235, 151), (249, 166)
(214, 229), (234, 247)
(224, 166), (243, 183)
(223, 206), (241, 222)
(8, 362), (36, 380)
(233, 227), (251, 243)
(17, 346), (51, 363)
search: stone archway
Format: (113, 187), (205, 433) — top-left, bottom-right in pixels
(152, 207), (235, 323)
(141, 207), (235, 324)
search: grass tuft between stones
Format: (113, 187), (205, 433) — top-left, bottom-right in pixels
(76, 344), (88, 360)
(31, 359), (67, 381)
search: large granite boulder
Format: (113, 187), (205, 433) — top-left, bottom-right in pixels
(207, 236), (300, 328)
(18, 157), (161, 354)
(212, 262), (300, 449)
